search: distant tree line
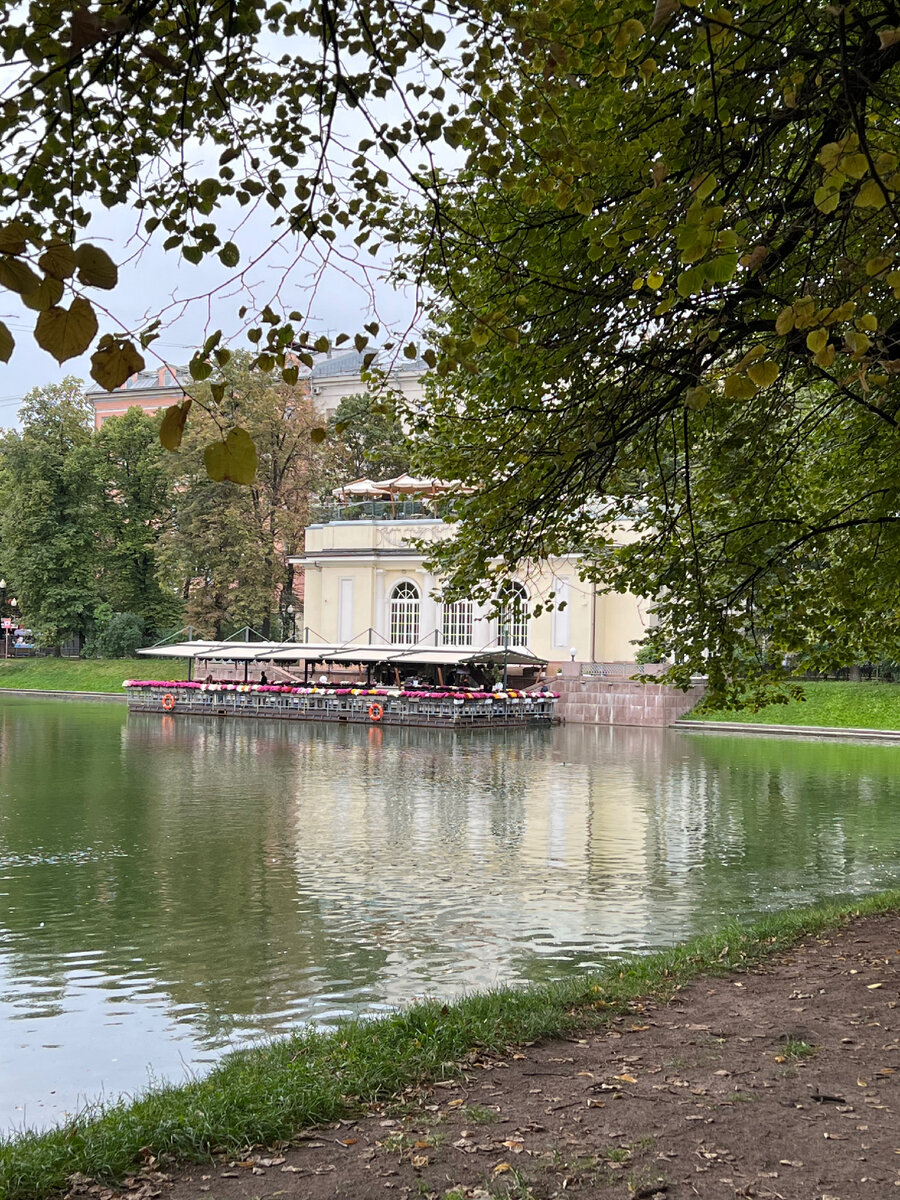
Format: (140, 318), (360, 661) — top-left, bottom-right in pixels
(0, 359), (410, 654)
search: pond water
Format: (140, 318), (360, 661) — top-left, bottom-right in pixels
(3, 696), (900, 1135)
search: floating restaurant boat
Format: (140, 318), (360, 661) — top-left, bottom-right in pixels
(123, 680), (556, 728)
(124, 636), (558, 729)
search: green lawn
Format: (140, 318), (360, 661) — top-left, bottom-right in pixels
(686, 680), (900, 730)
(0, 657), (189, 693)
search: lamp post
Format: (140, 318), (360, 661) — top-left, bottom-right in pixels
(0, 579), (6, 658)
(8, 597), (17, 658)
(286, 603), (296, 640)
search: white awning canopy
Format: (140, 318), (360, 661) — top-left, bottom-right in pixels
(137, 641), (224, 658)
(137, 640), (335, 662)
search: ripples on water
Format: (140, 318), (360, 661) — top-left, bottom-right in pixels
(3, 697), (900, 1133)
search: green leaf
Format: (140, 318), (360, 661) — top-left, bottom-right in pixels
(90, 339), (146, 390)
(203, 427), (258, 484)
(21, 275), (64, 311)
(39, 242), (77, 280)
(0, 319), (14, 363)
(74, 244), (118, 289)
(0, 256), (41, 295)
(33, 298), (98, 363)
(223, 427), (257, 484)
(0, 220), (28, 255)
(189, 356), (213, 381)
(218, 242), (240, 267)
(309, 427), (328, 443)
(204, 440), (228, 481)
(282, 365), (299, 385)
(703, 253), (739, 284)
(160, 399), (192, 451)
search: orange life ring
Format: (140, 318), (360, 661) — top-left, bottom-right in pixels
(368, 702), (384, 722)
(161, 693), (176, 710)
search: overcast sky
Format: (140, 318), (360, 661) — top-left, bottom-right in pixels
(0, 205), (419, 425)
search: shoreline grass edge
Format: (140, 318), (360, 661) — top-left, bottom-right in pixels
(4, 890), (900, 1200)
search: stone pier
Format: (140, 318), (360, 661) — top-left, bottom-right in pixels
(552, 667), (705, 726)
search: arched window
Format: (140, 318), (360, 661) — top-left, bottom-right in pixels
(442, 599), (474, 646)
(498, 582), (528, 647)
(390, 581), (420, 644)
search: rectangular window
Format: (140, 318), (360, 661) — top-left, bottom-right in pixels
(338, 577), (354, 642)
(552, 579), (570, 648)
(442, 599), (474, 645)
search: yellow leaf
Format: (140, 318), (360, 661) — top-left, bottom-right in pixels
(647, 271), (664, 289)
(33, 298), (98, 363)
(724, 374), (757, 400)
(614, 1073), (638, 1083)
(858, 313), (878, 332)
(839, 152), (869, 180)
(855, 179), (888, 209)
(91, 339), (146, 390)
(738, 343), (766, 368)
(867, 982), (884, 989)
(858, 1077), (868, 1086)
(792, 296), (817, 328)
(846, 331), (871, 356)
(747, 359), (780, 388)
(0, 319), (13, 363)
(817, 142), (842, 172)
(75, 243), (118, 289)
(814, 344), (836, 368)
(814, 186), (840, 214)
(868, 254), (897, 277)
(775, 306), (795, 336)
(309, 427), (328, 444)
(493, 1162), (512, 1174)
(806, 328), (828, 354)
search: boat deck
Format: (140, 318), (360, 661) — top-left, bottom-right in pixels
(124, 682), (557, 729)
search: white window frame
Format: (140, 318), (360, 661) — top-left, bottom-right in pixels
(390, 580), (421, 644)
(442, 598), (474, 646)
(499, 582), (528, 648)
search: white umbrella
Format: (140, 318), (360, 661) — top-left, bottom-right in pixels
(331, 477), (391, 500)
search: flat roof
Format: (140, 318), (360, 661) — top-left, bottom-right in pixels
(136, 640), (548, 667)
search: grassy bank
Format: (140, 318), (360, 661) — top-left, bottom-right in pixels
(0, 657), (189, 693)
(3, 891), (900, 1200)
(686, 680), (900, 729)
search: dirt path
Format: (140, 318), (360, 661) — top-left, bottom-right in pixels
(71, 913), (900, 1200)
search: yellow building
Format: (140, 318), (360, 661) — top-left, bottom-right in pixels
(288, 483), (650, 670)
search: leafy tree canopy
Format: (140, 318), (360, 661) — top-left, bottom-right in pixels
(0, 0), (505, 392)
(327, 392), (412, 482)
(157, 352), (333, 638)
(3, 1), (900, 699)
(398, 0), (900, 705)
